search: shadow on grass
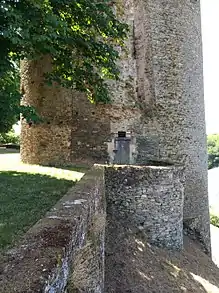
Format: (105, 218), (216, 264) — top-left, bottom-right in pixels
(0, 148), (20, 154)
(42, 162), (91, 173)
(0, 171), (75, 251)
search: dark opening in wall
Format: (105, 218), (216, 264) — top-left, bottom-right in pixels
(118, 131), (126, 138)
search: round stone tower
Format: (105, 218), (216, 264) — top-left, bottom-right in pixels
(20, 56), (73, 166)
(138, 0), (211, 253)
(21, 0), (211, 253)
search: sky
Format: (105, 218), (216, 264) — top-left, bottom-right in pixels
(201, 0), (219, 134)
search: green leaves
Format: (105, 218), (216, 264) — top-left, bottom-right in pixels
(207, 134), (219, 169)
(0, 68), (21, 133)
(20, 105), (42, 125)
(1, 0), (128, 104)
(210, 213), (219, 228)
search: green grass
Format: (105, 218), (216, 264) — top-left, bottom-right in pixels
(210, 213), (219, 228)
(210, 205), (219, 228)
(0, 151), (86, 251)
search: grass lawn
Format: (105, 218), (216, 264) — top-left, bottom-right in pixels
(0, 149), (86, 251)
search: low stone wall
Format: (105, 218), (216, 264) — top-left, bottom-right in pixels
(105, 165), (185, 249)
(0, 168), (105, 293)
(0, 164), (187, 292)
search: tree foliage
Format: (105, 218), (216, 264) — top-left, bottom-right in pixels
(210, 213), (219, 228)
(207, 134), (219, 169)
(0, 66), (21, 133)
(0, 63), (40, 132)
(0, 128), (20, 144)
(1, 0), (128, 105)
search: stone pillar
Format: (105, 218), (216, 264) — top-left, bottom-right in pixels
(20, 57), (72, 166)
(105, 166), (184, 250)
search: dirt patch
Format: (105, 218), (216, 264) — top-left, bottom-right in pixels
(105, 220), (219, 293)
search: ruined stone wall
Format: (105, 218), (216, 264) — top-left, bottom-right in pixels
(20, 57), (73, 165)
(70, 0), (142, 165)
(70, 0), (159, 165)
(70, 0), (210, 252)
(70, 93), (111, 165)
(20, 0), (210, 252)
(105, 165), (185, 250)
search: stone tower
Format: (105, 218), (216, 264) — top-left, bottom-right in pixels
(21, 0), (211, 253)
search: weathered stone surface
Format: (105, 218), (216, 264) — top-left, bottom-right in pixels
(142, 0), (210, 254)
(0, 168), (105, 293)
(70, 0), (211, 254)
(20, 57), (73, 166)
(105, 165), (185, 250)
